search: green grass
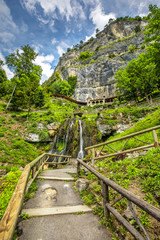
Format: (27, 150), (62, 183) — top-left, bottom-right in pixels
(0, 170), (22, 220)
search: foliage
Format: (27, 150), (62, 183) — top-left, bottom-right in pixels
(116, 52), (158, 103)
(0, 170), (21, 220)
(6, 45), (42, 114)
(128, 44), (136, 53)
(34, 85), (45, 107)
(50, 80), (71, 96)
(67, 75), (77, 96)
(79, 51), (93, 61)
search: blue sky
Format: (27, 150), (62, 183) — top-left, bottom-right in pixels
(1, 0), (160, 83)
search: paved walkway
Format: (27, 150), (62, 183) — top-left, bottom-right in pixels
(18, 168), (112, 240)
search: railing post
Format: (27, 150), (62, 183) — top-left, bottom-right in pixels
(77, 160), (80, 177)
(152, 130), (159, 148)
(102, 182), (110, 218)
(92, 148), (95, 166)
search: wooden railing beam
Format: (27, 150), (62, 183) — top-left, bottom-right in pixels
(85, 125), (160, 150)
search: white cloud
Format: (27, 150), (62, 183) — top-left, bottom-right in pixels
(0, 32), (16, 44)
(21, 22), (28, 32)
(51, 38), (57, 45)
(57, 46), (65, 56)
(90, 3), (116, 31)
(0, 52), (14, 80)
(0, 0), (18, 44)
(57, 41), (70, 56)
(21, 0), (86, 23)
(34, 54), (54, 83)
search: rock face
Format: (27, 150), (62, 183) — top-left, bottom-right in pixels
(47, 20), (147, 102)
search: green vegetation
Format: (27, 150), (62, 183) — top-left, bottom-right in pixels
(0, 170), (21, 220)
(78, 50), (94, 61)
(116, 5), (160, 104)
(6, 45), (43, 116)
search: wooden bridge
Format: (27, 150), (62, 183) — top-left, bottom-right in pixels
(0, 126), (160, 239)
(52, 94), (116, 107)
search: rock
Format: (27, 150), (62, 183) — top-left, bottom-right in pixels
(47, 20), (147, 102)
(0, 169), (6, 177)
(116, 123), (132, 133)
(123, 204), (138, 220)
(47, 122), (60, 131)
(25, 133), (40, 142)
(75, 178), (89, 192)
(19, 166), (24, 171)
(37, 123), (44, 131)
(49, 130), (55, 137)
(127, 152), (139, 159)
(97, 121), (113, 136)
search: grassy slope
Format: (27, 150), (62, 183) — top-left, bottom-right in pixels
(80, 105), (160, 240)
(0, 98), (78, 220)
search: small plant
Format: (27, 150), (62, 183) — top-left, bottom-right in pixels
(21, 212), (31, 220)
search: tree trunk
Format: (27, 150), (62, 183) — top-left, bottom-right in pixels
(145, 93), (150, 104)
(5, 84), (17, 113)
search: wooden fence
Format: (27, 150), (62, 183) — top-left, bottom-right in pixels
(77, 158), (160, 240)
(80, 125), (160, 239)
(0, 153), (71, 240)
(85, 125), (160, 165)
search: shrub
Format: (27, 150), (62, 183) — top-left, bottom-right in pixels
(79, 51), (93, 61)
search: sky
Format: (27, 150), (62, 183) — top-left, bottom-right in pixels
(1, 0), (160, 83)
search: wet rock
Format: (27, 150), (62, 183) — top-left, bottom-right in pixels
(75, 179), (89, 192)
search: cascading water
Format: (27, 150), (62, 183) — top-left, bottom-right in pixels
(77, 119), (84, 159)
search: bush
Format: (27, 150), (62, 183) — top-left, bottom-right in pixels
(68, 76), (77, 96)
(79, 51), (93, 61)
(50, 80), (71, 96)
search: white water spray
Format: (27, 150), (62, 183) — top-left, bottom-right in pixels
(77, 119), (84, 159)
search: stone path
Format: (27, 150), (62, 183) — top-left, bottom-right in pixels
(18, 168), (112, 240)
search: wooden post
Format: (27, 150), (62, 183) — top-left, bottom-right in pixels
(77, 161), (80, 177)
(102, 182), (110, 218)
(92, 148), (95, 166)
(152, 130), (159, 148)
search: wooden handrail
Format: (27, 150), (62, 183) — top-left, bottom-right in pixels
(85, 125), (160, 150)
(0, 152), (71, 240)
(77, 158), (160, 239)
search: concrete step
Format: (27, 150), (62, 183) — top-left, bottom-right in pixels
(22, 205), (92, 216)
(37, 176), (74, 181)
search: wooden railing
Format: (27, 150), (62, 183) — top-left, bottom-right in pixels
(85, 125), (160, 165)
(77, 159), (160, 240)
(0, 153), (72, 240)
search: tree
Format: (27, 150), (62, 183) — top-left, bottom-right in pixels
(50, 80), (71, 96)
(68, 76), (77, 96)
(6, 45), (42, 115)
(0, 59), (10, 98)
(145, 5), (160, 83)
(116, 53), (158, 103)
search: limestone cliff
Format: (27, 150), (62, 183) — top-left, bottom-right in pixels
(47, 20), (148, 102)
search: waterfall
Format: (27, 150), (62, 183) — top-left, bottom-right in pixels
(77, 119), (84, 159)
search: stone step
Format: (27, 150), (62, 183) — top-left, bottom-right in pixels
(37, 176), (74, 181)
(22, 205), (92, 217)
